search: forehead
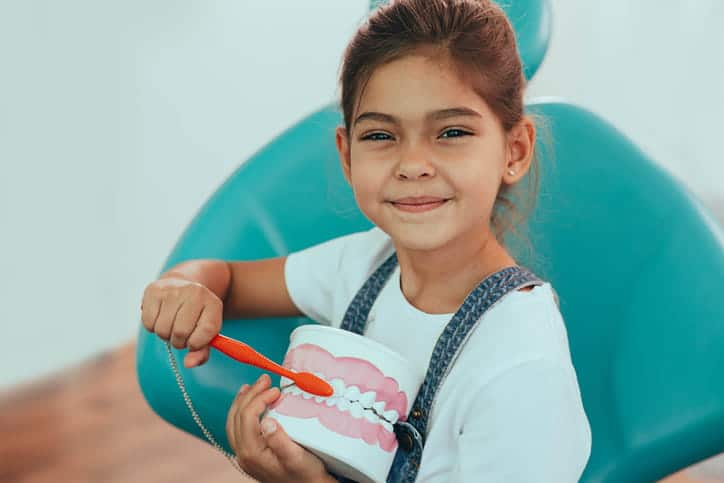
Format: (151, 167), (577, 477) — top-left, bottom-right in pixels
(355, 53), (493, 120)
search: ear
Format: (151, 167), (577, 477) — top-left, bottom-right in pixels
(335, 126), (352, 184)
(502, 116), (536, 185)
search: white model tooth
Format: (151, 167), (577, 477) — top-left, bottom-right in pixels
(313, 371), (325, 379)
(344, 385), (361, 401)
(363, 409), (378, 423)
(359, 391), (376, 409)
(383, 409), (399, 424)
(280, 376), (292, 386)
(372, 400), (387, 414)
(381, 420), (393, 432)
(325, 396), (338, 407)
(337, 398), (352, 412)
(330, 379), (346, 396)
(314, 395), (325, 403)
(349, 403), (363, 419)
(291, 386), (302, 396)
(302, 391), (313, 399)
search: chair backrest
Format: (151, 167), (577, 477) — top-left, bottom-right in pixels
(523, 101), (724, 482)
(136, 1), (724, 481)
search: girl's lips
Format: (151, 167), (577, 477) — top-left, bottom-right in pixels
(390, 199), (448, 213)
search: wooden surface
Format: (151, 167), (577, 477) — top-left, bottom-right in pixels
(0, 342), (719, 483)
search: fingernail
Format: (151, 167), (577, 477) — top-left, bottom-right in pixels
(237, 384), (248, 395)
(261, 418), (276, 436)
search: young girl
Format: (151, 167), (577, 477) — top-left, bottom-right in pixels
(141, 0), (592, 481)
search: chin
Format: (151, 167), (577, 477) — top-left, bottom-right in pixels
(384, 224), (456, 253)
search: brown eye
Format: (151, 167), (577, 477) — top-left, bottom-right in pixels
(440, 128), (472, 139)
(360, 132), (393, 141)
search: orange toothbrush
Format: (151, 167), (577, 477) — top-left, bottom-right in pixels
(209, 334), (334, 397)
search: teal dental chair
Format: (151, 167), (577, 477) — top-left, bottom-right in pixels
(136, 1), (724, 481)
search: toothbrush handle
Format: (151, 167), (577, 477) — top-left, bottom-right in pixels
(209, 334), (295, 380)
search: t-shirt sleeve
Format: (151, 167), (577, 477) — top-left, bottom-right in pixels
(283, 227), (393, 327)
(450, 358), (592, 483)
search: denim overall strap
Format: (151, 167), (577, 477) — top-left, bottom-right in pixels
(339, 252), (399, 334)
(387, 265), (543, 483)
(334, 254), (542, 483)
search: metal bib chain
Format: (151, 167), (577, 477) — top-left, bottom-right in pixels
(164, 341), (252, 478)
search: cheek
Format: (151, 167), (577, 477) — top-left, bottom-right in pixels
(349, 161), (386, 201)
(452, 162), (503, 209)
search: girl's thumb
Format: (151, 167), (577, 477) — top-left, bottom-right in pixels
(261, 417), (304, 467)
(183, 346), (210, 368)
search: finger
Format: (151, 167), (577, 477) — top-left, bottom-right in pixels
(140, 289), (162, 333)
(226, 383), (251, 452)
(230, 375), (271, 440)
(153, 298), (182, 341)
(235, 384), (279, 457)
(186, 302), (223, 351)
(170, 301), (203, 349)
(227, 384), (252, 448)
(234, 374), (272, 415)
(240, 385), (280, 434)
(261, 417), (322, 477)
(226, 405), (237, 452)
(183, 347), (210, 368)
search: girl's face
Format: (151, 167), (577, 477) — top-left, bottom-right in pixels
(336, 53), (533, 252)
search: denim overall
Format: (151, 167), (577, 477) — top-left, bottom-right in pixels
(331, 252), (543, 483)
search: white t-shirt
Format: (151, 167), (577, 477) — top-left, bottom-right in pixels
(284, 226), (592, 482)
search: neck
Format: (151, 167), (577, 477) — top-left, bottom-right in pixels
(393, 228), (516, 314)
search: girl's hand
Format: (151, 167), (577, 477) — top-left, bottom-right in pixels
(227, 374), (334, 483)
(140, 275), (223, 368)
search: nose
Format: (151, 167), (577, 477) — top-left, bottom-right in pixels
(395, 142), (435, 180)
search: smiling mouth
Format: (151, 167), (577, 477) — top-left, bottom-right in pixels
(389, 199), (449, 213)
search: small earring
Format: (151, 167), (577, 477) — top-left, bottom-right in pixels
(507, 169), (515, 176)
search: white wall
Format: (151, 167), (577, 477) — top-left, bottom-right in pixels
(1, 0), (722, 390)
(528, 0), (724, 201)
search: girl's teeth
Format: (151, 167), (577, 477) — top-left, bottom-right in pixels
(325, 397), (338, 407)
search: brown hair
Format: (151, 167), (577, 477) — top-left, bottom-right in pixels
(338, 0), (546, 245)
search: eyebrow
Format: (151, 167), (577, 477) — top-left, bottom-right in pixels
(353, 107), (483, 127)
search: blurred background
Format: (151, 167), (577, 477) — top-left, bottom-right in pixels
(0, 0), (722, 480)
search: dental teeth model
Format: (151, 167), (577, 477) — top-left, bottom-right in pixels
(265, 325), (425, 483)
(281, 377), (401, 426)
